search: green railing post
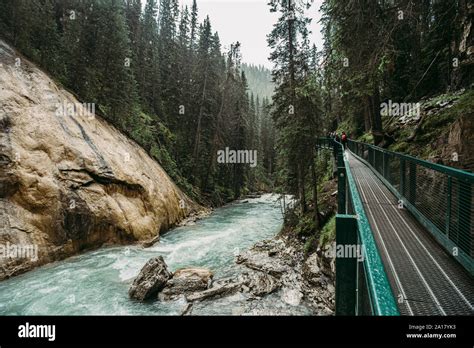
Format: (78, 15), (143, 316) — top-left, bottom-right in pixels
(338, 166), (347, 214)
(400, 159), (406, 197)
(336, 214), (358, 316)
(458, 181), (472, 255)
(408, 161), (417, 203)
(337, 146), (344, 168)
(446, 177), (452, 237)
(373, 148), (376, 168)
(333, 141), (347, 214)
(375, 150), (379, 173)
(383, 152), (389, 179)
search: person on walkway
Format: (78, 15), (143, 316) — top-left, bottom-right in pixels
(341, 131), (348, 149)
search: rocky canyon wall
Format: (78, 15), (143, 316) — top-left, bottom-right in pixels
(0, 40), (199, 280)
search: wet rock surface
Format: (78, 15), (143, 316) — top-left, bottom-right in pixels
(159, 267), (213, 300)
(186, 278), (243, 302)
(176, 209), (211, 227)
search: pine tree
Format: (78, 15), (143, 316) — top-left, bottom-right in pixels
(139, 0), (161, 115)
(158, 0), (180, 125)
(192, 17), (213, 181)
(268, 0), (313, 213)
(189, 0), (198, 50)
(92, 0), (138, 126)
(125, 0), (142, 86)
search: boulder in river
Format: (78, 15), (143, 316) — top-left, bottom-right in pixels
(129, 256), (171, 301)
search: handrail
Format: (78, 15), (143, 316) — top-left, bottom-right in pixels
(317, 137), (400, 316)
(349, 139), (474, 182)
(346, 138), (473, 275)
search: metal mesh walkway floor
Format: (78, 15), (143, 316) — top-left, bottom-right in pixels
(347, 151), (474, 315)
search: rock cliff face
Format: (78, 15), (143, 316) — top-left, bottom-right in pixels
(0, 40), (198, 280)
(439, 115), (474, 172)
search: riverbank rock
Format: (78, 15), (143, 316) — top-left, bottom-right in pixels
(0, 39), (201, 280)
(186, 277), (243, 302)
(237, 237), (335, 314)
(159, 267), (213, 300)
(235, 240), (288, 277)
(177, 209), (211, 227)
(242, 271), (280, 296)
(317, 243), (336, 278)
(184, 271), (280, 303)
(141, 235), (160, 248)
(128, 256), (171, 301)
(302, 253), (321, 283)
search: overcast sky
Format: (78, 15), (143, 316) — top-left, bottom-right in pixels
(180, 0), (324, 68)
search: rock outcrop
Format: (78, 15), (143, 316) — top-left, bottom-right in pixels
(128, 256), (171, 301)
(0, 39), (199, 280)
(236, 238), (335, 313)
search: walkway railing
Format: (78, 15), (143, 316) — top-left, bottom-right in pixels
(316, 138), (399, 316)
(347, 139), (473, 275)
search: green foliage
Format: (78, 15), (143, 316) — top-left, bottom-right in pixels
(303, 234), (318, 255)
(319, 215), (335, 247)
(294, 215), (317, 237)
(336, 119), (357, 138)
(358, 132), (374, 144)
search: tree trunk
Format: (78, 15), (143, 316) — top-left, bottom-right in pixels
(192, 68), (209, 172)
(310, 150), (320, 228)
(363, 97), (372, 132)
(202, 74), (229, 191)
(299, 163), (307, 214)
(368, 87), (384, 145)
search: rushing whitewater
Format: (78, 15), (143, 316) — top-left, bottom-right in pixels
(0, 194), (313, 315)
